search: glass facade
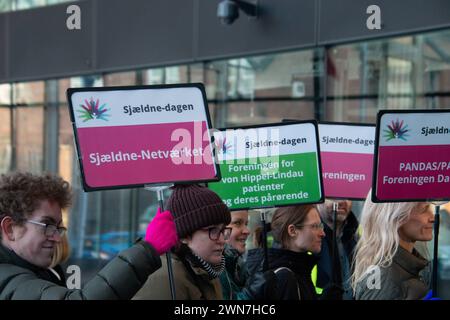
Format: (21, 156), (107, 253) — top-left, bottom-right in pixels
(0, 0), (74, 12)
(1, 28), (450, 296)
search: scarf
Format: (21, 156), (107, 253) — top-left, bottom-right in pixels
(186, 249), (226, 280)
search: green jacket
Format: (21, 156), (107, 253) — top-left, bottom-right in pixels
(133, 252), (223, 300)
(355, 246), (429, 300)
(0, 241), (161, 300)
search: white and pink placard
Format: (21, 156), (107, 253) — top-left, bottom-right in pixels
(319, 123), (375, 200)
(373, 110), (450, 202)
(67, 84), (219, 191)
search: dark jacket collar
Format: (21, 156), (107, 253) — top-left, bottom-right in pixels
(0, 243), (60, 284)
(394, 246), (429, 276)
(268, 247), (318, 275)
(247, 245), (318, 276)
(0, 243), (40, 272)
(323, 211), (359, 242)
(223, 243), (247, 286)
(223, 243), (240, 271)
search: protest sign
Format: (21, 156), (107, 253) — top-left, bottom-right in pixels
(208, 121), (323, 210)
(373, 109), (450, 202)
(67, 83), (219, 191)
(319, 122), (375, 200)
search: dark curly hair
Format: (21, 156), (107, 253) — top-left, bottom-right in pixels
(0, 172), (72, 226)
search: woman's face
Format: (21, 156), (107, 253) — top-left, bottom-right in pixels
(6, 200), (63, 268)
(399, 202), (434, 243)
(227, 210), (250, 255)
(288, 208), (325, 254)
(185, 223), (227, 265)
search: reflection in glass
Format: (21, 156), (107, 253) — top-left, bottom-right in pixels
(15, 106), (44, 172)
(0, 108), (11, 173)
(0, 0), (76, 12)
(13, 81), (44, 105)
(0, 84), (12, 105)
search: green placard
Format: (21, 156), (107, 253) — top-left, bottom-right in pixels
(208, 122), (323, 210)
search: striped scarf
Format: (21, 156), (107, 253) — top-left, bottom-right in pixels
(187, 250), (226, 280)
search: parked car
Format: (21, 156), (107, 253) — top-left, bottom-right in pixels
(82, 231), (145, 260)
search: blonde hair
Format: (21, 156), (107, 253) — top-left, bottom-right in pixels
(351, 191), (420, 291)
(50, 233), (70, 268)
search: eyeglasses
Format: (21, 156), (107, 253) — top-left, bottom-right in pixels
(202, 226), (232, 241)
(26, 220), (67, 237)
(295, 222), (324, 231)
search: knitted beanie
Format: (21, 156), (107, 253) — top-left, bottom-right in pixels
(166, 184), (231, 239)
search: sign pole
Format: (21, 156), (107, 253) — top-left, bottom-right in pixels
(260, 210), (270, 271)
(331, 202), (338, 286)
(145, 184), (176, 300)
(432, 204), (441, 296)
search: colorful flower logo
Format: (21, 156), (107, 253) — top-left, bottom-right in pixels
(215, 137), (233, 156)
(383, 118), (410, 141)
(78, 98), (110, 122)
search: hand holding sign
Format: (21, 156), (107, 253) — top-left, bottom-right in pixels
(144, 208), (178, 255)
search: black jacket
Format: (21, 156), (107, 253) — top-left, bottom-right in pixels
(247, 245), (318, 300)
(315, 211), (359, 299)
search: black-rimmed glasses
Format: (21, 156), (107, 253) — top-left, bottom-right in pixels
(202, 226), (232, 241)
(26, 220), (67, 237)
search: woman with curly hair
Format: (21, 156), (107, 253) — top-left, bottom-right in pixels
(0, 171), (177, 300)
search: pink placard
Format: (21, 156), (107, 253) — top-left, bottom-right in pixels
(77, 121), (216, 188)
(376, 144), (450, 200)
(318, 123), (375, 200)
(321, 151), (374, 199)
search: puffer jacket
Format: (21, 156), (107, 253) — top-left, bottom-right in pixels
(355, 246), (429, 300)
(0, 241), (161, 300)
(133, 252), (223, 300)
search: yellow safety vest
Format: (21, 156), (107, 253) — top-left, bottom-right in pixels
(311, 264), (323, 295)
(307, 251), (323, 295)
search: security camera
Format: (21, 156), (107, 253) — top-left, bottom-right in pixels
(217, 0), (258, 26)
(217, 0), (239, 25)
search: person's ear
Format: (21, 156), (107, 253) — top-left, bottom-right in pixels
(287, 224), (297, 237)
(180, 237), (190, 245)
(1, 216), (16, 241)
